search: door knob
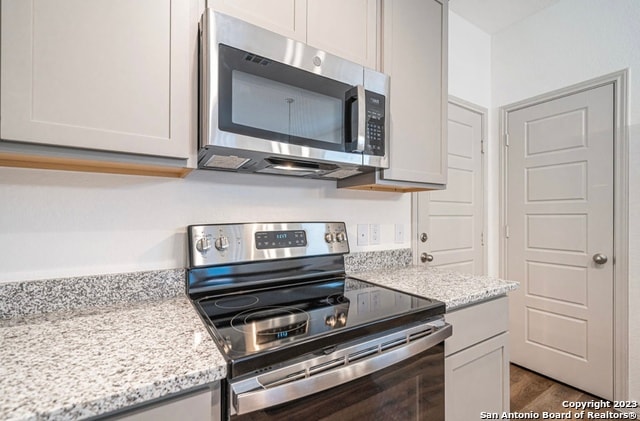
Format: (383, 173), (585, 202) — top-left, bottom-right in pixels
(592, 253), (608, 265)
(420, 233), (428, 243)
(420, 253), (434, 263)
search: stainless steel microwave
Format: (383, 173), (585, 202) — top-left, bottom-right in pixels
(199, 9), (390, 180)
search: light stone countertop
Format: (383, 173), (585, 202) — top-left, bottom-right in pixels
(0, 296), (227, 421)
(0, 254), (516, 420)
(348, 265), (519, 311)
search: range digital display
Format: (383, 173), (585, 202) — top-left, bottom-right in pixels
(255, 230), (307, 249)
(256, 321), (308, 345)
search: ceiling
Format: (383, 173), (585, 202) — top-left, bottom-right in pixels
(448, 0), (562, 34)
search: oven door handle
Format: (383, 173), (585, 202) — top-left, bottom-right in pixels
(230, 323), (452, 416)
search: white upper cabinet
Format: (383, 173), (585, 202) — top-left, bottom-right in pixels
(338, 0), (448, 192)
(209, 0), (307, 42)
(210, 0), (378, 68)
(306, 0), (378, 69)
(0, 0), (194, 161)
(382, 0), (447, 185)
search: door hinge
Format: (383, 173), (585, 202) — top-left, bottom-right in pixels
(504, 132), (510, 147)
(505, 225), (510, 238)
(481, 139), (485, 154)
(481, 232), (485, 246)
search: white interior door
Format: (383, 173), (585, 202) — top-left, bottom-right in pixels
(506, 84), (614, 399)
(417, 101), (484, 274)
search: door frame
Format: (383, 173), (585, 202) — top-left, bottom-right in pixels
(498, 70), (629, 400)
(412, 96), (488, 274)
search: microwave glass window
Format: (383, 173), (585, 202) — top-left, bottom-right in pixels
(231, 71), (343, 145)
(218, 44), (354, 152)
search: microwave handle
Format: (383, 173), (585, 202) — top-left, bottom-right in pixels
(345, 85), (367, 153)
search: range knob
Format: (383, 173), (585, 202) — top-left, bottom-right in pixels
(324, 232), (335, 243)
(195, 237), (212, 253)
(325, 315), (336, 327)
(335, 232), (346, 243)
(214, 236), (230, 251)
(337, 312), (347, 326)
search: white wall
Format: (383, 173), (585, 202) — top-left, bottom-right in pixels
(0, 167), (410, 283)
(490, 0), (640, 403)
(448, 12), (491, 108)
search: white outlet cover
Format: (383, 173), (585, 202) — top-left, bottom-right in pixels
(370, 224), (380, 245)
(395, 224), (405, 244)
(357, 224), (369, 246)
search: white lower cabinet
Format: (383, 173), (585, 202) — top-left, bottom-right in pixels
(111, 384), (220, 421)
(445, 297), (510, 421)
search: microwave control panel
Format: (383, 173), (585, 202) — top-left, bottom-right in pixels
(365, 91), (386, 157)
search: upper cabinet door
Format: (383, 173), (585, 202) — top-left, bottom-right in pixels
(0, 0), (192, 159)
(209, 0), (307, 42)
(210, 0), (376, 68)
(306, 0), (378, 69)
(381, 0), (447, 185)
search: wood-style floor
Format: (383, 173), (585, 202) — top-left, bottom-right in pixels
(510, 364), (623, 419)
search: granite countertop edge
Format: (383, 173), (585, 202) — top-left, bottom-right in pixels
(39, 366), (225, 421)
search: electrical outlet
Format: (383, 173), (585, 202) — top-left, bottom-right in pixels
(357, 224), (369, 246)
(370, 224), (381, 245)
(395, 224), (405, 243)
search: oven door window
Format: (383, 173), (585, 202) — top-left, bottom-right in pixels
(230, 344), (444, 421)
(218, 44), (352, 151)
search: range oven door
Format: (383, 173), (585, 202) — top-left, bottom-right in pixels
(228, 322), (451, 420)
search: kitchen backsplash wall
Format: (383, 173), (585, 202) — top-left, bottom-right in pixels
(0, 166), (411, 283)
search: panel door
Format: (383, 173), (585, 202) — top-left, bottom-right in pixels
(506, 84), (614, 399)
(381, 0), (447, 185)
(417, 102), (483, 274)
(307, 0), (378, 69)
(209, 0), (306, 42)
(0, 0), (193, 159)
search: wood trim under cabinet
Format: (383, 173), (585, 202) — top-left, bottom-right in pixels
(0, 152), (192, 178)
(340, 183), (431, 193)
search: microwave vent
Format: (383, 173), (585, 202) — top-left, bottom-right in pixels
(322, 169), (363, 179)
(203, 154), (251, 170)
(244, 53), (271, 66)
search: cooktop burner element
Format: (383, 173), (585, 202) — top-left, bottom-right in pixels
(186, 222), (446, 378)
(214, 295), (259, 309)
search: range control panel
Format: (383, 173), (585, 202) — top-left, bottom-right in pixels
(188, 222), (349, 268)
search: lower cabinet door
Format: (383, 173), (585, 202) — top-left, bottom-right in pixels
(113, 387), (215, 421)
(445, 333), (509, 421)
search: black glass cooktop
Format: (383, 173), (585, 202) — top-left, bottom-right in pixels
(193, 277), (445, 377)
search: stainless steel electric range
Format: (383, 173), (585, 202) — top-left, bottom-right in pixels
(187, 222), (451, 420)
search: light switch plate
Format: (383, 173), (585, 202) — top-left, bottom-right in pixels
(357, 224), (369, 246)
